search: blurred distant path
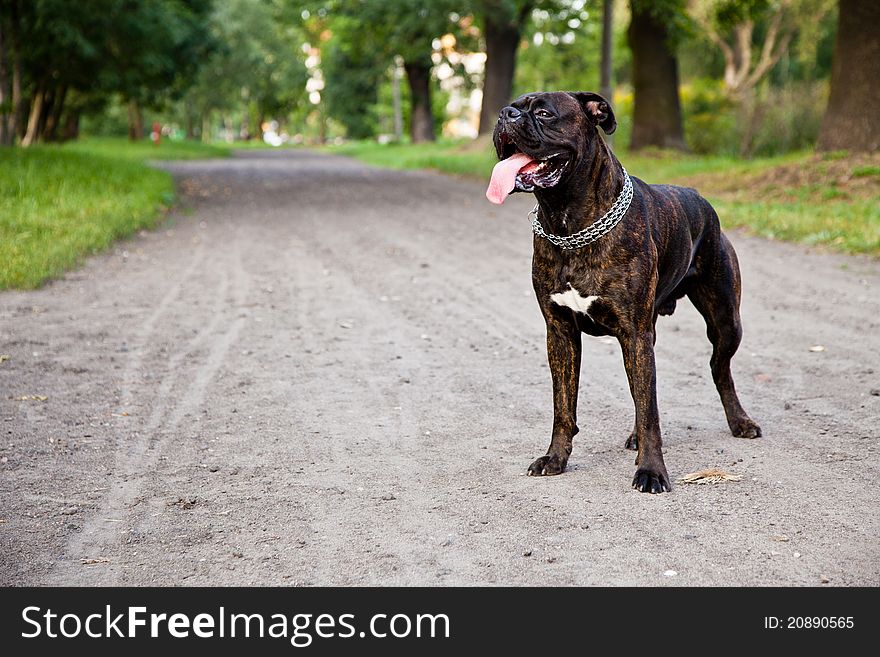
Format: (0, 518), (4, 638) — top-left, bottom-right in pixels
(1, 149), (878, 586)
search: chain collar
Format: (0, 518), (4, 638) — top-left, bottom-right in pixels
(530, 168), (633, 250)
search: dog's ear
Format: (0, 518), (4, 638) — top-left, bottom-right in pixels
(568, 92), (616, 135)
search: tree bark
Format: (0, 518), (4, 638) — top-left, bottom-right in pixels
(185, 103), (196, 140)
(404, 59), (435, 143)
(599, 0), (614, 147)
(478, 13), (521, 135)
(35, 87), (54, 139)
(627, 2), (686, 151)
(127, 98), (144, 141)
(0, 17), (8, 145)
(21, 86), (45, 147)
(62, 111), (80, 141)
(392, 58), (403, 141)
(42, 84), (66, 142)
(817, 0), (880, 152)
(10, 18), (21, 141)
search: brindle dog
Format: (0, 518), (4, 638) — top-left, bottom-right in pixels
(492, 91), (761, 493)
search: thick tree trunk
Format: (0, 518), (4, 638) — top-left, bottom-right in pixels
(21, 86), (45, 147)
(404, 59), (435, 143)
(62, 111), (80, 141)
(0, 20), (8, 146)
(478, 16), (521, 135)
(42, 85), (66, 142)
(600, 0), (614, 147)
(127, 98), (144, 141)
(817, 0), (880, 152)
(0, 18), (8, 145)
(35, 87), (53, 139)
(627, 2), (686, 151)
(10, 25), (21, 140)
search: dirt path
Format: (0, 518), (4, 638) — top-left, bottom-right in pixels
(1, 150), (878, 586)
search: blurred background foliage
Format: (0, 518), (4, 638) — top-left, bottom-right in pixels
(1, 0), (873, 156)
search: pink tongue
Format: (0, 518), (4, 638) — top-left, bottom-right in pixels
(486, 153), (535, 205)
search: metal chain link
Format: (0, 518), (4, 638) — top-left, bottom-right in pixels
(530, 168), (633, 250)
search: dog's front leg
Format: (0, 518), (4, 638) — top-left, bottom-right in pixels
(619, 329), (671, 493)
(528, 315), (581, 476)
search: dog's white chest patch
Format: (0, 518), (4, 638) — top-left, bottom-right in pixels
(550, 285), (599, 317)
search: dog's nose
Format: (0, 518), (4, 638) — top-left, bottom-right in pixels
(500, 106), (522, 122)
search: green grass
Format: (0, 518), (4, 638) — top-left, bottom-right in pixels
(330, 140), (879, 255)
(62, 136), (232, 161)
(0, 138), (230, 289)
(330, 139), (498, 178)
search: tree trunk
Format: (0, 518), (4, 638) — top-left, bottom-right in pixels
(185, 99), (196, 140)
(42, 85), (66, 142)
(404, 59), (435, 143)
(0, 17), (8, 145)
(201, 111), (211, 143)
(10, 21), (21, 141)
(21, 86), (45, 147)
(62, 111), (80, 141)
(127, 98), (144, 141)
(478, 15), (521, 135)
(600, 0), (614, 147)
(817, 0), (880, 152)
(35, 87), (54, 139)
(627, 2), (686, 151)
(392, 58), (403, 141)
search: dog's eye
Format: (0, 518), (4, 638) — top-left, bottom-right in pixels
(534, 109), (554, 120)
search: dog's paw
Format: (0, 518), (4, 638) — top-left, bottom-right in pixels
(527, 454), (567, 476)
(730, 417), (762, 439)
(624, 432), (638, 451)
(632, 466), (671, 494)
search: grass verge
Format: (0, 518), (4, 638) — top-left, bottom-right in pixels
(330, 140), (879, 255)
(0, 138), (229, 289)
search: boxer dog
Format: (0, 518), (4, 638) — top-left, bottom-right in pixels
(486, 91), (761, 493)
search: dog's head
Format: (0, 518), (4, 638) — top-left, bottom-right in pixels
(490, 91), (616, 196)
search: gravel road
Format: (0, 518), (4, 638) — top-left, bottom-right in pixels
(1, 149), (878, 586)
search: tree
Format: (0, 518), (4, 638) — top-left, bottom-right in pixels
(817, 0), (880, 152)
(511, 2), (600, 97)
(100, 0), (214, 140)
(599, 0), (613, 145)
(322, 0), (457, 143)
(0, 0), (24, 145)
(3, 0), (213, 146)
(322, 15), (387, 139)
(14, 0), (117, 145)
(693, 0), (834, 155)
(475, 0), (533, 135)
(179, 0), (307, 144)
(628, 0), (687, 150)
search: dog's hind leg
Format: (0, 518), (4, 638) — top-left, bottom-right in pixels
(687, 233), (761, 439)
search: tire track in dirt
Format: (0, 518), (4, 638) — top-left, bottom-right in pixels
(53, 235), (251, 584)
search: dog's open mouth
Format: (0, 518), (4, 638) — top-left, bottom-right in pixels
(486, 132), (568, 205)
